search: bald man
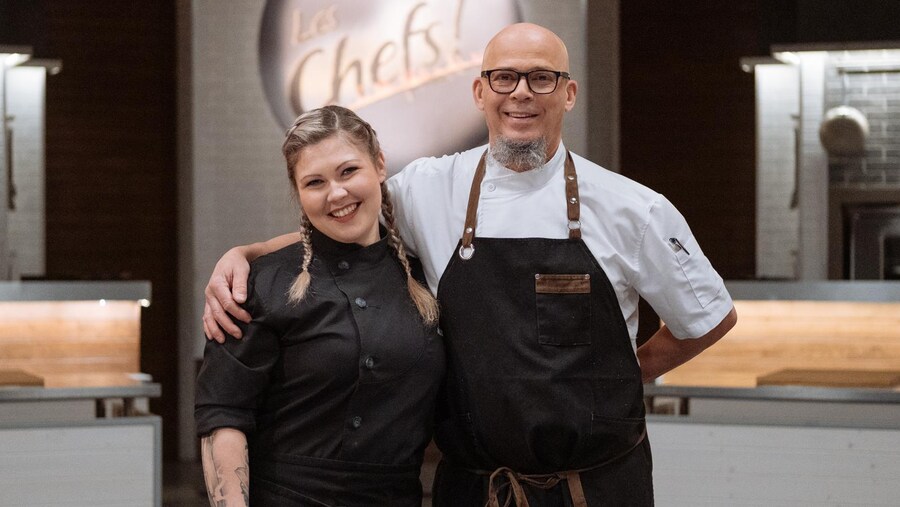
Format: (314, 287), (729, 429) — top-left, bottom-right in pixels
(204, 23), (736, 506)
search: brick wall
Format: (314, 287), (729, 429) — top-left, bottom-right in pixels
(825, 52), (900, 188)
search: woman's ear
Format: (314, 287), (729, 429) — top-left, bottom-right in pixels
(376, 151), (387, 182)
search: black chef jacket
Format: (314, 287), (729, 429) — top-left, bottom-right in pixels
(195, 228), (445, 506)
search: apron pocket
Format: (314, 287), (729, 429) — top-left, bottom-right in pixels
(534, 273), (592, 346)
(588, 412), (646, 457)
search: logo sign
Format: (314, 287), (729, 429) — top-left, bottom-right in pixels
(259, 0), (521, 171)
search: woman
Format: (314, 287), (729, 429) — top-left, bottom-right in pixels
(195, 105), (444, 506)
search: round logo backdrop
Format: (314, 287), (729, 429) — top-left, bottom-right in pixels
(259, 0), (521, 171)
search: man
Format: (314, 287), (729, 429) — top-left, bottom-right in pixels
(204, 23), (736, 506)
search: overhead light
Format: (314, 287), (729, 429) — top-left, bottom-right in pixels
(0, 45), (33, 67)
(21, 58), (63, 76)
(773, 51), (801, 65)
(739, 56), (785, 73)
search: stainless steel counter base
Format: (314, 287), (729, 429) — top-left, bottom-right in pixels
(0, 383), (162, 507)
(643, 383), (900, 505)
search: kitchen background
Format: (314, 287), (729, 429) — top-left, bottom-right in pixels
(1, 0), (899, 467)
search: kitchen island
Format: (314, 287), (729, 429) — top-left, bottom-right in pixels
(644, 281), (900, 506)
(0, 281), (161, 507)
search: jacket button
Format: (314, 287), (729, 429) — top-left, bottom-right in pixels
(337, 260), (350, 270)
(364, 356), (375, 369)
(351, 416), (362, 428)
(355, 297), (367, 308)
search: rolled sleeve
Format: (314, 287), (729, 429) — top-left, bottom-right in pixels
(194, 276), (280, 437)
(635, 196), (733, 339)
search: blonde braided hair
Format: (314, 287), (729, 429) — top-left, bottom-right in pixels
(287, 214), (315, 303)
(380, 182), (439, 325)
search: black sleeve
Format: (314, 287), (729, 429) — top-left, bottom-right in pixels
(194, 269), (281, 437)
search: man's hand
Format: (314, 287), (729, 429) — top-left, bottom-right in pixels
(203, 246), (253, 343)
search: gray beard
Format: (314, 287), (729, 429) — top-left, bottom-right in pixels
(490, 136), (547, 172)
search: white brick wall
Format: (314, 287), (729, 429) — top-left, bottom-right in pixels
(6, 66), (47, 279)
(797, 53), (830, 280)
(755, 64), (799, 279)
(0, 66), (8, 278)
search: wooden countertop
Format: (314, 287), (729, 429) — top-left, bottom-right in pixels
(757, 368), (900, 388)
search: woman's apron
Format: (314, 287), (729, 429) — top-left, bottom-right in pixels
(432, 151), (653, 507)
(250, 453), (423, 506)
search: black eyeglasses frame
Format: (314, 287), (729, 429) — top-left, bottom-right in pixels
(480, 69), (572, 94)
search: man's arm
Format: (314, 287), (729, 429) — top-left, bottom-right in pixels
(636, 306), (737, 384)
(201, 428), (250, 507)
(203, 233), (300, 343)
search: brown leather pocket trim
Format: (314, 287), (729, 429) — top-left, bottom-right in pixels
(534, 273), (591, 294)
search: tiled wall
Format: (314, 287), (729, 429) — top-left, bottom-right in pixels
(755, 65), (799, 279)
(797, 53), (831, 279)
(825, 53), (900, 187)
(6, 66), (46, 278)
(0, 66), (7, 276)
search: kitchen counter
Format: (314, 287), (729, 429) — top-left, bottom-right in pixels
(0, 282), (160, 507)
(0, 280), (151, 301)
(645, 381), (900, 505)
(645, 382), (900, 404)
(0, 375), (162, 506)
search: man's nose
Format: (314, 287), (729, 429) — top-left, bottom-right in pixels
(509, 75), (533, 99)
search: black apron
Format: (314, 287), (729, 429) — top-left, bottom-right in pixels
(433, 151), (653, 507)
(249, 454), (422, 506)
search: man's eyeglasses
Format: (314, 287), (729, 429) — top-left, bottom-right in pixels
(480, 69), (571, 94)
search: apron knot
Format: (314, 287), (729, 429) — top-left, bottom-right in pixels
(485, 467), (587, 507)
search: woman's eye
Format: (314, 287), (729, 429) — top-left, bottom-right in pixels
(304, 179), (323, 188)
(342, 166), (359, 177)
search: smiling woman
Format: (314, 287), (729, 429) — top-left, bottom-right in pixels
(195, 106), (443, 506)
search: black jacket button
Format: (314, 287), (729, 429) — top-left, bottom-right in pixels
(355, 297), (367, 308)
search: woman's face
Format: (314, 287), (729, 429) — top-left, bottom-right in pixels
(293, 135), (386, 246)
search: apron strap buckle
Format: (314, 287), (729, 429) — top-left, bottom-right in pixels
(458, 243), (475, 260)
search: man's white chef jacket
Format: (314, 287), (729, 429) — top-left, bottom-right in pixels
(387, 143), (733, 351)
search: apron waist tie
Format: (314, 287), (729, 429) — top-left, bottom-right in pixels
(472, 426), (647, 507)
(485, 467), (588, 507)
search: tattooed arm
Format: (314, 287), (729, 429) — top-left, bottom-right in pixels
(201, 428), (250, 507)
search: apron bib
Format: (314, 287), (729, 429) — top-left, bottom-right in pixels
(433, 151), (653, 507)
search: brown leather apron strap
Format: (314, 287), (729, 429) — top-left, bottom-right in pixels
(459, 151), (488, 260)
(458, 150), (581, 261)
(563, 151), (581, 239)
(479, 426), (647, 507)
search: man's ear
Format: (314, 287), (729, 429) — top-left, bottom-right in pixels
(473, 77), (486, 111)
(564, 79), (578, 112)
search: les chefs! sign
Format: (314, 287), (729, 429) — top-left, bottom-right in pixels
(258, 0), (521, 170)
